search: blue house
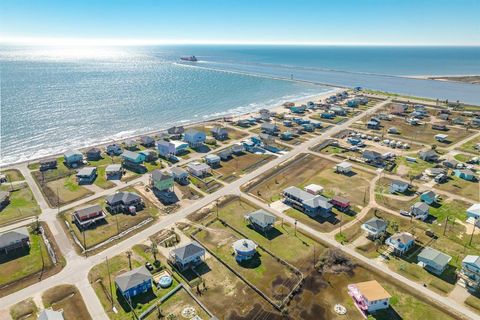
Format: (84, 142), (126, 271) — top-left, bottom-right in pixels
(280, 131), (293, 140)
(121, 150), (146, 164)
(386, 232), (415, 255)
(64, 149), (83, 168)
(321, 112), (335, 119)
(76, 167), (97, 184)
(347, 137), (362, 145)
(302, 123), (314, 132)
(283, 120), (293, 127)
(455, 169), (476, 181)
(169, 242), (206, 270)
(347, 99), (359, 108)
(389, 180), (409, 194)
(420, 190), (437, 205)
(367, 120), (380, 129)
(261, 123), (278, 134)
(243, 140), (255, 152)
(115, 266), (152, 299)
(184, 129), (206, 147)
(291, 105), (306, 114)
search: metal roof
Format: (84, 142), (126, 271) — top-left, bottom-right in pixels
(418, 247), (452, 267)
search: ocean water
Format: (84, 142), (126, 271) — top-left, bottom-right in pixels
(1, 45), (480, 165)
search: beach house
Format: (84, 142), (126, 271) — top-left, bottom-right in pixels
(187, 161), (211, 177)
(76, 167), (97, 184)
(443, 159), (459, 169)
(121, 150), (146, 164)
(410, 201), (430, 221)
(0, 227), (30, 255)
(361, 217), (387, 239)
(39, 158), (57, 171)
(167, 126), (185, 139)
(367, 119), (380, 130)
(184, 129), (206, 147)
(105, 164), (122, 180)
(418, 150), (439, 162)
(106, 192), (144, 214)
(282, 186), (333, 218)
(150, 170), (174, 192)
(432, 123), (448, 131)
(157, 140), (188, 158)
(417, 247), (452, 275)
(124, 139), (138, 150)
(169, 242), (205, 270)
(106, 143), (122, 156)
(335, 162), (352, 174)
(348, 280), (391, 315)
(363, 150), (383, 164)
(218, 148), (233, 161)
(85, 147), (102, 161)
(459, 255), (480, 291)
(0, 191), (10, 210)
(139, 150), (157, 162)
(435, 134), (449, 142)
(64, 149), (83, 168)
(386, 232), (415, 255)
(304, 184), (324, 195)
(261, 123), (278, 135)
(205, 154), (221, 167)
(330, 196), (351, 212)
(259, 108), (270, 120)
(140, 135), (155, 147)
(72, 205), (106, 229)
(420, 190), (437, 205)
(170, 167), (189, 184)
(389, 180), (409, 194)
(115, 266), (152, 299)
(454, 169), (476, 181)
(467, 204), (480, 221)
(244, 209), (276, 232)
(232, 239), (258, 262)
(210, 126), (229, 140)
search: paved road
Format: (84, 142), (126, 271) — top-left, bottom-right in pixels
(1, 98), (478, 320)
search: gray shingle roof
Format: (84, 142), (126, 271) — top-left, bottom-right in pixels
(0, 191), (9, 202)
(38, 309), (64, 320)
(418, 247), (451, 267)
(364, 217), (387, 230)
(74, 205), (103, 219)
(151, 170), (172, 181)
(115, 266), (152, 292)
(170, 167), (187, 176)
(283, 186), (332, 210)
(246, 209), (276, 226)
(412, 201), (429, 212)
(106, 192), (141, 206)
(64, 149), (82, 158)
(391, 179), (409, 188)
(171, 242), (205, 261)
(0, 227), (29, 248)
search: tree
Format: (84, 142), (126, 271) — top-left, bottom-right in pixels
(431, 144), (437, 150)
(126, 251), (132, 270)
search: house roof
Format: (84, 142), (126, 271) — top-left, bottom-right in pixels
(140, 136), (154, 143)
(122, 150), (141, 160)
(389, 232), (414, 245)
(76, 167), (96, 176)
(38, 309), (64, 320)
(170, 167), (187, 176)
(106, 192), (141, 205)
(185, 128), (202, 136)
(355, 280), (391, 301)
(467, 204), (480, 216)
(86, 147), (101, 154)
(171, 242), (205, 261)
(419, 150), (438, 159)
(74, 205), (103, 219)
(456, 169), (475, 176)
(205, 154), (221, 162)
(64, 149), (82, 158)
(124, 139), (137, 146)
(187, 162), (211, 171)
(391, 179), (409, 188)
(151, 170), (172, 181)
(336, 161), (352, 169)
(105, 164), (122, 172)
(232, 239), (257, 253)
(40, 158), (57, 165)
(246, 209), (276, 226)
(463, 255), (480, 268)
(332, 195), (350, 205)
(412, 201), (429, 212)
(115, 266), (152, 292)
(283, 186), (332, 210)
(261, 123), (277, 130)
(364, 217), (387, 230)
(418, 247), (452, 267)
(421, 190), (436, 199)
(211, 126), (227, 134)
(0, 227), (29, 248)
(363, 150), (381, 159)
(218, 149), (233, 157)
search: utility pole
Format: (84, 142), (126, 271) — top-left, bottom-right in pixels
(106, 256), (114, 308)
(294, 219), (297, 236)
(83, 230), (87, 257)
(443, 216), (449, 236)
(469, 220), (477, 246)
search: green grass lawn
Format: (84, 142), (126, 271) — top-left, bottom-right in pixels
(456, 136), (480, 154)
(453, 153), (473, 163)
(0, 169), (25, 182)
(93, 166), (116, 189)
(435, 175), (479, 202)
(0, 184), (41, 226)
(0, 228), (52, 287)
(188, 175), (222, 194)
(9, 299), (38, 320)
(395, 156), (436, 178)
(45, 176), (93, 206)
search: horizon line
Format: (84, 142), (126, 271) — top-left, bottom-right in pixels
(1, 36), (479, 47)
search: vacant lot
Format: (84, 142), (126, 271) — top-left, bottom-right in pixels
(194, 219), (300, 305)
(374, 177), (417, 212)
(9, 298), (37, 320)
(214, 152), (274, 183)
(456, 136), (480, 154)
(0, 183), (41, 226)
(191, 123), (248, 142)
(436, 175), (479, 202)
(0, 169), (25, 182)
(188, 174), (223, 194)
(357, 114), (476, 145)
(42, 285), (92, 320)
(61, 187), (158, 252)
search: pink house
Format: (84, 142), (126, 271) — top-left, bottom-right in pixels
(348, 280), (391, 317)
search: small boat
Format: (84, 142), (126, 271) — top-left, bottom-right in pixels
(180, 55), (198, 62)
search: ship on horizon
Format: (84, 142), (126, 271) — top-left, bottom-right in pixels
(180, 55), (198, 62)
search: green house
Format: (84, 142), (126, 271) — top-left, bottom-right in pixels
(150, 170), (174, 192)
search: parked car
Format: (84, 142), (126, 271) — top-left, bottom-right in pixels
(145, 262), (154, 271)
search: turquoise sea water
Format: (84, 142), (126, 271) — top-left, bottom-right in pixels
(1, 45), (479, 165)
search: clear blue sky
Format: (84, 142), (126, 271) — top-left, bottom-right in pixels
(1, 0), (479, 45)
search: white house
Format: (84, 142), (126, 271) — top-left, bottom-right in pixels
(304, 184), (324, 195)
(434, 134), (449, 142)
(186, 161), (211, 177)
(348, 280), (391, 314)
(335, 161), (352, 174)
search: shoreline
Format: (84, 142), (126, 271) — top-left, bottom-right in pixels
(0, 88), (341, 169)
